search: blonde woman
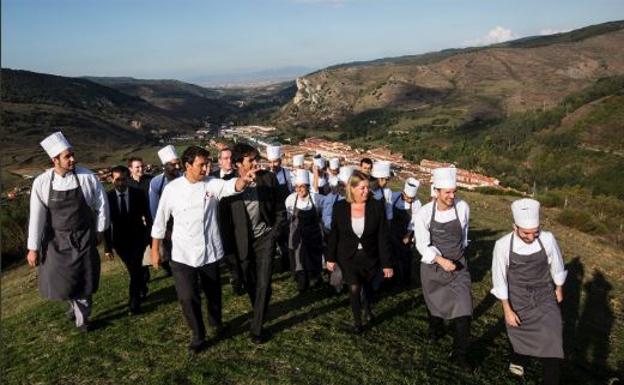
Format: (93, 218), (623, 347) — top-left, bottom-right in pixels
(326, 170), (393, 334)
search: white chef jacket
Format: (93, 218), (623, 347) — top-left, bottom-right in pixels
(490, 230), (567, 300)
(285, 191), (325, 218)
(151, 175), (240, 267)
(27, 167), (109, 251)
(414, 199), (470, 264)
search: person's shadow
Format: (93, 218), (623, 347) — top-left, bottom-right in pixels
(575, 269), (615, 374)
(562, 257), (584, 362)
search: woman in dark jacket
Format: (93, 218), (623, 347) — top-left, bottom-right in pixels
(326, 170), (393, 334)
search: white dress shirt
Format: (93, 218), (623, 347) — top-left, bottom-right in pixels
(27, 167), (109, 251)
(151, 175), (240, 267)
(490, 231), (567, 300)
(390, 191), (422, 232)
(285, 191), (325, 218)
(414, 199), (470, 264)
(373, 187), (394, 220)
(321, 192), (345, 231)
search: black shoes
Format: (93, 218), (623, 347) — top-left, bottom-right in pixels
(188, 339), (208, 354)
(77, 322), (91, 333)
(250, 331), (271, 344)
(427, 327), (445, 342)
(352, 324), (364, 335)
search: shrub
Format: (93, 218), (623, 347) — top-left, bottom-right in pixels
(556, 208), (608, 235)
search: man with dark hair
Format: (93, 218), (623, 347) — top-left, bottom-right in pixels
(151, 146), (258, 352)
(104, 166), (151, 314)
(228, 143), (287, 343)
(360, 158), (373, 176)
(27, 132), (109, 332)
(210, 148), (244, 295)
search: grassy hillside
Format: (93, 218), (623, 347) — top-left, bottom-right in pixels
(2, 189), (623, 385)
(84, 77), (237, 122)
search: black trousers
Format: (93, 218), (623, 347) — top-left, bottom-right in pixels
(276, 230), (290, 273)
(429, 313), (471, 356)
(117, 247), (145, 308)
(511, 353), (561, 385)
(239, 231), (275, 337)
(170, 260), (222, 343)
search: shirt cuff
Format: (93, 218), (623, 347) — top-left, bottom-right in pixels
(27, 239), (40, 252)
(151, 228), (165, 239)
(420, 247), (440, 264)
(553, 270), (567, 286)
(490, 286), (509, 300)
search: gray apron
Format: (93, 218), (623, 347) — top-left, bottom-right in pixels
(39, 171), (100, 300)
(506, 234), (564, 358)
(288, 195), (324, 273)
(420, 201), (473, 319)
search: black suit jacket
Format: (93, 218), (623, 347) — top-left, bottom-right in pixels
(210, 168), (237, 255)
(227, 169), (287, 259)
(104, 186), (151, 256)
(327, 198), (392, 269)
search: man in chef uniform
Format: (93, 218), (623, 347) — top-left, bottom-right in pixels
(370, 161), (394, 221)
(148, 144), (182, 276)
(414, 166), (472, 369)
(26, 131), (109, 332)
(150, 146), (257, 352)
(491, 198), (566, 385)
(267, 144), (293, 274)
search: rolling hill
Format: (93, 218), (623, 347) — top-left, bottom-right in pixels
(277, 20), (624, 128)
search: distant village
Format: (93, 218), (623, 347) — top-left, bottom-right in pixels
(4, 124), (501, 201)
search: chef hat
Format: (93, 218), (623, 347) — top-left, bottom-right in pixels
(338, 166), (354, 184)
(313, 155), (326, 168)
(432, 167), (457, 189)
(512, 198), (540, 229)
(158, 145), (179, 165)
(292, 154), (305, 167)
(371, 161), (391, 179)
(403, 178), (420, 198)
(294, 169), (310, 185)
(266, 145), (282, 161)
(40, 131), (72, 158)
(329, 158), (340, 170)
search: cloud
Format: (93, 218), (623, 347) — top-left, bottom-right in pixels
(539, 27), (573, 35)
(464, 26), (518, 47)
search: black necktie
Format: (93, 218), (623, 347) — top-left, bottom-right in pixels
(119, 193), (128, 217)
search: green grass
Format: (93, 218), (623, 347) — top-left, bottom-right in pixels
(2, 191), (623, 385)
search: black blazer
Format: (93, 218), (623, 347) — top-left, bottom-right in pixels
(104, 186), (151, 255)
(210, 168), (237, 255)
(227, 169), (287, 259)
(327, 198), (392, 269)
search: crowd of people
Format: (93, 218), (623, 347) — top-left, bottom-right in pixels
(26, 131), (568, 384)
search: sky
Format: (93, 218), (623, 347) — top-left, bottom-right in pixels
(2, 0), (623, 83)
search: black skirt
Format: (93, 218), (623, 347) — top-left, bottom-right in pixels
(338, 249), (380, 285)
